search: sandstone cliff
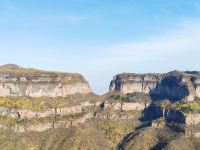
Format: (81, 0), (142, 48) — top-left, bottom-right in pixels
(109, 73), (163, 94)
(0, 65), (200, 149)
(0, 64), (92, 97)
(110, 71), (200, 101)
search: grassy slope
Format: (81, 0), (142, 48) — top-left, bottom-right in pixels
(0, 93), (101, 110)
(1, 122), (199, 150)
(0, 118), (141, 150)
(165, 136), (200, 150)
(157, 100), (200, 114)
(0, 64), (86, 83)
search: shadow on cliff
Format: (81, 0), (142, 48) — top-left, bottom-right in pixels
(149, 75), (190, 102)
(139, 103), (161, 122)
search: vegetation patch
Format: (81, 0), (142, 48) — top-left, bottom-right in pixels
(108, 92), (151, 103)
(0, 116), (20, 125)
(0, 64), (87, 84)
(0, 111), (88, 126)
(0, 97), (47, 110)
(0, 93), (100, 110)
(165, 136), (200, 150)
(157, 100), (200, 114)
(99, 120), (137, 144)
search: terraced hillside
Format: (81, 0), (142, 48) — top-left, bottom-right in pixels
(0, 66), (200, 150)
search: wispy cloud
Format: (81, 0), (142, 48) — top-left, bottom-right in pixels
(92, 19), (200, 66)
(86, 18), (200, 94)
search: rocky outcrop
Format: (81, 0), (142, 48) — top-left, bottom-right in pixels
(185, 114), (200, 125)
(110, 73), (163, 94)
(0, 100), (99, 119)
(95, 112), (136, 121)
(0, 99), (102, 133)
(162, 108), (186, 124)
(122, 102), (149, 111)
(154, 104), (200, 126)
(100, 101), (149, 111)
(151, 72), (199, 101)
(0, 99), (143, 132)
(0, 106), (82, 119)
(0, 64), (92, 97)
(0, 113), (93, 133)
(110, 71), (200, 101)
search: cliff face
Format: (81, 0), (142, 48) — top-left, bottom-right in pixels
(110, 71), (200, 101)
(151, 72), (197, 101)
(110, 73), (163, 94)
(0, 64), (92, 97)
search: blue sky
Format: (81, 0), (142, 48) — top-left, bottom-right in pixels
(0, 0), (200, 94)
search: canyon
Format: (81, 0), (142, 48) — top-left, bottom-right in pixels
(0, 64), (200, 150)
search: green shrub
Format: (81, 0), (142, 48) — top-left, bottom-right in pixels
(157, 100), (200, 113)
(109, 92), (151, 103)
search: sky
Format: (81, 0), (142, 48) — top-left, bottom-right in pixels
(0, 0), (200, 94)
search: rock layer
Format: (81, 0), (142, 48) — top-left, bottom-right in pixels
(0, 64), (92, 97)
(110, 71), (200, 101)
(110, 73), (162, 94)
(0, 100), (97, 119)
(0, 113), (93, 133)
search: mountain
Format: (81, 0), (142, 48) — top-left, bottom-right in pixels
(0, 66), (199, 150)
(0, 64), (92, 97)
(110, 71), (200, 101)
(110, 71), (200, 150)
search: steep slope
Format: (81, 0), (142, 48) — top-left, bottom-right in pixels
(110, 71), (200, 101)
(109, 73), (163, 94)
(0, 67), (200, 150)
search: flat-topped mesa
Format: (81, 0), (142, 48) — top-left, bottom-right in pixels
(0, 64), (92, 97)
(110, 71), (200, 101)
(110, 73), (164, 94)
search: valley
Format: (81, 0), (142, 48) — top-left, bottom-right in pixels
(0, 65), (200, 150)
